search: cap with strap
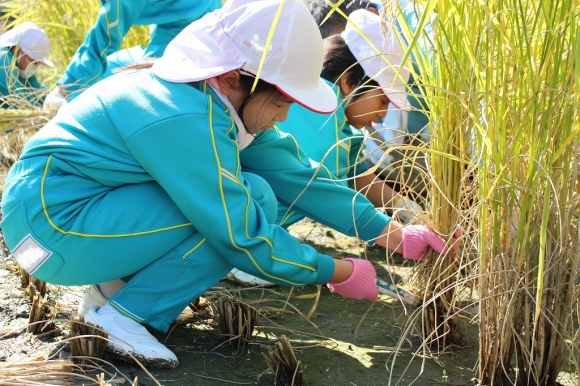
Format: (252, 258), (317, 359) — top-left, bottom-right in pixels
(152, 0), (337, 114)
(0, 21), (54, 67)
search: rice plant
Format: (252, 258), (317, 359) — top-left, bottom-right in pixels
(394, 0), (580, 383)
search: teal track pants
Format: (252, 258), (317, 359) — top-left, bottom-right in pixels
(1, 156), (278, 332)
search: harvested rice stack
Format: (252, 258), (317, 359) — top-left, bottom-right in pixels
(209, 293), (259, 347)
(68, 318), (108, 367)
(263, 335), (307, 386)
(0, 358), (74, 385)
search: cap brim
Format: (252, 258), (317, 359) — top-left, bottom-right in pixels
(377, 80), (409, 110)
(360, 58), (411, 111)
(276, 77), (337, 114)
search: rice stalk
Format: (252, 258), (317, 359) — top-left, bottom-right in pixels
(28, 291), (54, 335)
(384, 0), (470, 350)
(396, 0), (580, 383)
(68, 318), (108, 368)
(209, 293), (260, 349)
(95, 373), (139, 386)
(262, 335), (308, 386)
(0, 359), (74, 385)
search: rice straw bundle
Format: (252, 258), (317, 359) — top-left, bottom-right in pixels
(262, 335), (307, 386)
(0, 358), (74, 385)
(209, 293), (260, 348)
(68, 318), (108, 368)
(28, 292), (54, 335)
(27, 274), (48, 302)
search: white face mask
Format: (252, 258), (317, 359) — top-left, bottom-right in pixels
(19, 62), (40, 79)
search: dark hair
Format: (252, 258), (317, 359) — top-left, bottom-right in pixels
(119, 59), (283, 102)
(119, 59), (287, 130)
(321, 34), (378, 91)
(305, 0), (377, 39)
(235, 72), (288, 127)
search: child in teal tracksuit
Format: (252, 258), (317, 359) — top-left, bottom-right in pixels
(0, 22), (54, 108)
(272, 7), (425, 227)
(44, 0), (221, 108)
(2, 0), (454, 369)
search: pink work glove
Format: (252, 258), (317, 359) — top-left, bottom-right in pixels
(327, 258), (379, 301)
(402, 225), (458, 260)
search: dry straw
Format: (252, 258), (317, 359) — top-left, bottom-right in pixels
(263, 335), (308, 386)
(68, 318), (108, 368)
(209, 293), (260, 348)
(0, 359), (74, 385)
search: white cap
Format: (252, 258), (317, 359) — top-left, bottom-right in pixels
(152, 0), (336, 114)
(0, 22), (54, 67)
(342, 10), (410, 110)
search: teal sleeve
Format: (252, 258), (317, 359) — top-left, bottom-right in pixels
(241, 128), (390, 242)
(123, 102), (335, 286)
(344, 125), (369, 180)
(57, 0), (148, 96)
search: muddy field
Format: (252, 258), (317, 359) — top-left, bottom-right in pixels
(0, 219), (575, 385)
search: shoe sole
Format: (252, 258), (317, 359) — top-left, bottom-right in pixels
(106, 344), (178, 369)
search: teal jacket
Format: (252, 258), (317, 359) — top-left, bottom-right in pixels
(4, 69), (341, 286)
(272, 81), (372, 226)
(57, 0), (221, 97)
(0, 48), (47, 108)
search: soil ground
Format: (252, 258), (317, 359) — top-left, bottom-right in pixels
(0, 219), (577, 385)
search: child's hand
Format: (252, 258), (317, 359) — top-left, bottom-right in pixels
(327, 258), (378, 301)
(401, 225), (461, 260)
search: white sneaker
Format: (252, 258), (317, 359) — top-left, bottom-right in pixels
(78, 285), (108, 317)
(79, 285), (194, 321)
(225, 268), (276, 287)
(84, 306), (178, 369)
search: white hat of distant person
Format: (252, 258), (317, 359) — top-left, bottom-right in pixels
(152, 0), (337, 114)
(0, 21), (54, 67)
(342, 9), (410, 110)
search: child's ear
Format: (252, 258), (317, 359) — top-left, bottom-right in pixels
(338, 75), (356, 96)
(217, 70), (241, 91)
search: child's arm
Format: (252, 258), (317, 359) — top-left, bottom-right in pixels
(329, 258), (354, 282)
(353, 172), (423, 224)
(353, 172), (399, 207)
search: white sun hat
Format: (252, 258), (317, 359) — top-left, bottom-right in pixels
(152, 0), (337, 114)
(342, 9), (410, 110)
(0, 21), (54, 67)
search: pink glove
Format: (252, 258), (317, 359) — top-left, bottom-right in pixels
(327, 258), (378, 301)
(402, 225), (455, 260)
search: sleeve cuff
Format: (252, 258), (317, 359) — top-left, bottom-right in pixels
(313, 253), (336, 284)
(354, 206), (391, 244)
